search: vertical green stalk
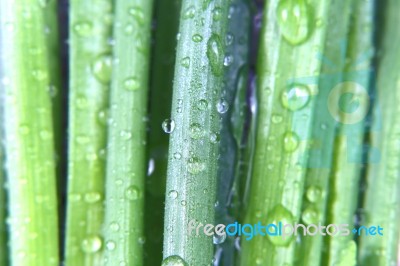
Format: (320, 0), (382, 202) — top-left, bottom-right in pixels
(0, 0), (60, 265)
(325, 0), (374, 265)
(0, 128), (6, 265)
(359, 0), (400, 265)
(296, 0), (354, 265)
(102, 0), (153, 265)
(145, 0), (181, 264)
(241, 0), (330, 265)
(162, 0), (230, 265)
(65, 0), (113, 265)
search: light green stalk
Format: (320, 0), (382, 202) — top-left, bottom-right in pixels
(0, 0), (60, 265)
(102, 0), (153, 265)
(241, 0), (330, 265)
(296, 0), (354, 265)
(65, 0), (113, 265)
(162, 0), (230, 265)
(0, 130), (6, 265)
(324, 0), (374, 265)
(145, 0), (181, 264)
(359, 0), (400, 265)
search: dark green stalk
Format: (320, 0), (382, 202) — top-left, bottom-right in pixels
(102, 0), (153, 265)
(359, 0), (400, 265)
(0, 0), (60, 264)
(65, 0), (113, 265)
(162, 0), (230, 265)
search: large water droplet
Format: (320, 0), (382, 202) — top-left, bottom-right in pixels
(189, 123), (203, 139)
(162, 255), (188, 266)
(91, 54), (112, 84)
(277, 0), (313, 45)
(283, 131), (299, 152)
(266, 204), (294, 246)
(81, 235), (102, 253)
(281, 84), (310, 111)
(207, 34), (224, 76)
(162, 119), (175, 133)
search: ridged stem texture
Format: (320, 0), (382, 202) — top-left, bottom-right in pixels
(65, 0), (113, 265)
(241, 0), (330, 264)
(162, 0), (230, 265)
(0, 0), (60, 265)
(102, 0), (153, 265)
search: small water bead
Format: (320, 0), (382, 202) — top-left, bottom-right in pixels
(168, 190), (178, 199)
(183, 6), (196, 19)
(124, 23), (134, 35)
(147, 158), (155, 176)
(69, 193), (82, 202)
(124, 77), (140, 91)
(120, 130), (132, 140)
(212, 7), (223, 21)
(161, 255), (188, 266)
(210, 133), (220, 143)
(73, 21), (93, 36)
(84, 192), (102, 203)
(173, 152), (182, 159)
(189, 123), (203, 139)
(197, 99), (208, 111)
(180, 57), (190, 68)
(91, 54), (112, 84)
(206, 34), (224, 76)
(281, 84), (310, 111)
(192, 34), (203, 43)
(306, 186), (322, 203)
(187, 157), (205, 174)
(81, 235), (102, 253)
(97, 109), (109, 125)
(216, 98), (229, 114)
(223, 54), (233, 66)
(128, 7), (145, 25)
(283, 131), (299, 152)
(162, 119), (175, 133)
(180, 200), (187, 206)
(110, 222), (120, 232)
(225, 33), (234, 46)
(302, 206), (319, 225)
(106, 241), (116, 250)
(272, 114), (283, 124)
(125, 185), (140, 200)
(276, 0), (313, 45)
(213, 233), (226, 245)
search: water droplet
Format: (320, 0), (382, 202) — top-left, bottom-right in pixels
(283, 131), (299, 153)
(120, 130), (132, 140)
(128, 7), (145, 25)
(197, 99), (208, 111)
(110, 222), (120, 232)
(216, 98), (229, 114)
(302, 206), (319, 225)
(84, 192), (102, 203)
(226, 33), (234, 46)
(266, 204), (294, 246)
(192, 34), (203, 43)
(81, 235), (102, 253)
(76, 96), (88, 109)
(183, 6), (196, 19)
(277, 0), (313, 45)
(97, 109), (109, 125)
(168, 190), (178, 199)
(207, 34), (224, 76)
(124, 77), (140, 91)
(174, 152), (182, 159)
(281, 84), (311, 111)
(213, 233), (226, 244)
(189, 123), (203, 139)
(306, 186), (322, 203)
(138, 236), (146, 244)
(180, 200), (187, 206)
(161, 255), (188, 266)
(106, 241), (116, 250)
(32, 69), (47, 81)
(73, 21), (93, 36)
(223, 54), (233, 66)
(147, 158), (155, 176)
(91, 54), (112, 84)
(212, 7), (223, 21)
(124, 23), (134, 35)
(162, 119), (175, 133)
(180, 57), (190, 68)
(272, 114), (283, 124)
(69, 193), (82, 202)
(125, 186), (140, 200)
(187, 157), (205, 174)
(210, 133), (220, 143)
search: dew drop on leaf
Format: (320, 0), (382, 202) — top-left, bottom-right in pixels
(192, 34), (203, 43)
(306, 186), (322, 202)
(266, 204), (294, 246)
(124, 77), (140, 91)
(276, 0), (313, 45)
(189, 123), (203, 139)
(206, 34), (224, 76)
(91, 54), (112, 84)
(281, 84), (310, 111)
(168, 190), (178, 199)
(161, 255), (188, 266)
(180, 57), (190, 68)
(125, 185), (140, 200)
(81, 235), (102, 253)
(302, 206), (319, 225)
(162, 119), (175, 133)
(128, 7), (145, 25)
(216, 98), (229, 114)
(73, 21), (93, 37)
(283, 131), (299, 152)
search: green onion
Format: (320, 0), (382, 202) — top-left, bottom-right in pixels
(102, 0), (153, 265)
(359, 0), (400, 265)
(0, 0), (60, 265)
(0, 134), (6, 265)
(65, 0), (113, 265)
(241, 0), (330, 264)
(162, 0), (230, 265)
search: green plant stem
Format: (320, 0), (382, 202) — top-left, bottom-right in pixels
(102, 0), (153, 265)
(65, 0), (113, 265)
(0, 0), (60, 265)
(162, 0), (230, 265)
(325, 0), (374, 265)
(0, 132), (6, 265)
(359, 0), (400, 265)
(241, 0), (330, 265)
(145, 0), (181, 264)
(296, 0), (354, 265)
